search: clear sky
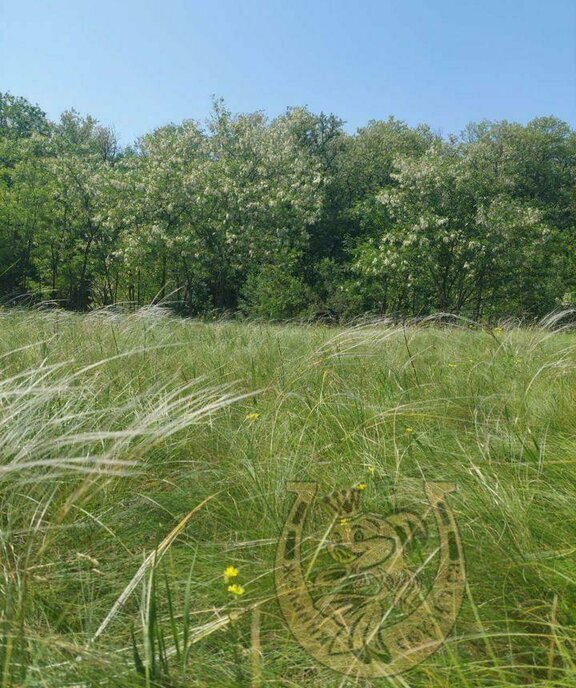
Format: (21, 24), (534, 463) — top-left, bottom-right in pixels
(1, 0), (575, 144)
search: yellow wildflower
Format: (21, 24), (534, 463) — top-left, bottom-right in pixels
(367, 465), (375, 476)
(227, 583), (245, 596)
(355, 483), (367, 491)
(223, 565), (239, 582)
(447, 363), (458, 368)
(404, 427), (414, 434)
(245, 412), (260, 422)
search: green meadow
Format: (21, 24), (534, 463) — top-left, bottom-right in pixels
(0, 307), (574, 687)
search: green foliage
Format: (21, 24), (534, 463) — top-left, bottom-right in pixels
(240, 263), (317, 319)
(0, 92), (575, 320)
(354, 142), (557, 316)
(0, 93), (49, 140)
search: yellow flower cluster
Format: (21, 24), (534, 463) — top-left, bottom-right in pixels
(223, 565), (245, 596)
(245, 412), (260, 422)
(223, 565), (239, 582)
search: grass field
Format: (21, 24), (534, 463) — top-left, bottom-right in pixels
(0, 307), (575, 687)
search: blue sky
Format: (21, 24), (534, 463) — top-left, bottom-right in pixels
(1, 0), (575, 144)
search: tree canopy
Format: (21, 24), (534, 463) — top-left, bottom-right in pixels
(1, 92), (574, 320)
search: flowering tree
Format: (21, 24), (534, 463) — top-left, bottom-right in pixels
(120, 102), (323, 311)
(1, 92), (574, 320)
(354, 142), (553, 317)
(46, 112), (123, 308)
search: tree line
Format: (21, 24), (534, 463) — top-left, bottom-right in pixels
(1, 92), (575, 320)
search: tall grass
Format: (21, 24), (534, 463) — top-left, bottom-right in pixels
(0, 307), (574, 686)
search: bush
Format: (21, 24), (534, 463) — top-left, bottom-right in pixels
(240, 264), (317, 320)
